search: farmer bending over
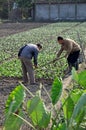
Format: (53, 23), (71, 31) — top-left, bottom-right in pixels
(18, 44), (42, 85)
(57, 36), (81, 74)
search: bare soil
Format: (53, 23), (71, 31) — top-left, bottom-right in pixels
(0, 22), (48, 37)
(0, 77), (19, 126)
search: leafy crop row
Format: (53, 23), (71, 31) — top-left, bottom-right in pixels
(0, 22), (86, 79)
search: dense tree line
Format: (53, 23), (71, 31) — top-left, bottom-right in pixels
(0, 0), (33, 19)
(0, 0), (8, 19)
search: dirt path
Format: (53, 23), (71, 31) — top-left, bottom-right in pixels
(0, 22), (48, 37)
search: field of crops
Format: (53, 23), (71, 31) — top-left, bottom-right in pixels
(0, 22), (86, 80)
(0, 22), (86, 130)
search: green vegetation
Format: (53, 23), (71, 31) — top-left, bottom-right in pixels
(4, 69), (86, 130)
(0, 0), (33, 19)
(0, 22), (86, 79)
(0, 21), (85, 129)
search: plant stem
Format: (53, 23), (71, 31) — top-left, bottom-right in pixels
(20, 82), (34, 97)
(13, 112), (36, 130)
(42, 85), (51, 101)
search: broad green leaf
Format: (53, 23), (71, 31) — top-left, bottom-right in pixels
(70, 89), (83, 104)
(39, 109), (51, 128)
(72, 69), (86, 88)
(72, 67), (78, 82)
(62, 96), (74, 126)
(5, 85), (25, 118)
(78, 70), (86, 88)
(51, 78), (62, 105)
(69, 93), (86, 129)
(75, 109), (85, 130)
(27, 96), (50, 128)
(4, 109), (23, 130)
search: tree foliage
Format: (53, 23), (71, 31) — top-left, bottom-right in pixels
(16, 0), (33, 8)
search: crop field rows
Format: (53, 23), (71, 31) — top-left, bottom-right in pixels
(0, 22), (86, 79)
(0, 22), (86, 129)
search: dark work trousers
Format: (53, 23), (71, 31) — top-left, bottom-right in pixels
(67, 50), (80, 70)
(19, 57), (35, 84)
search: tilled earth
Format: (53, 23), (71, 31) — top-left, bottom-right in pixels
(0, 22), (48, 37)
(0, 77), (19, 126)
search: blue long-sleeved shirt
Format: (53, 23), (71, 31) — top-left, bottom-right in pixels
(19, 44), (39, 65)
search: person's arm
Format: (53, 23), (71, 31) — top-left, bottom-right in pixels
(57, 47), (63, 57)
